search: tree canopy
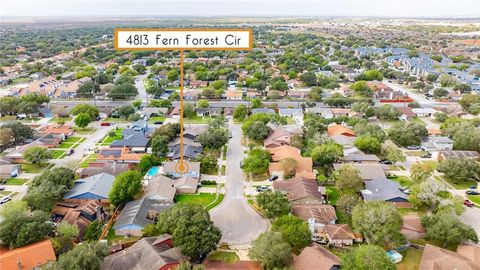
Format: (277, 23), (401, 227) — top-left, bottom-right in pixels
(341, 245), (395, 270)
(248, 231), (292, 270)
(109, 171), (143, 207)
(256, 191), (291, 219)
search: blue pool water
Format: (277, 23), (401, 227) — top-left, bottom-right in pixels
(146, 166), (160, 177)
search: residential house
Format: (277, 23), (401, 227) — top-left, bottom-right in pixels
(288, 90), (310, 99)
(252, 108), (275, 115)
(273, 177), (324, 204)
(101, 234), (187, 270)
(412, 108), (438, 117)
(433, 150), (479, 161)
(419, 244), (480, 270)
(168, 106), (181, 118)
(223, 107), (235, 118)
(167, 137), (202, 160)
(39, 124), (74, 137)
(290, 244), (341, 270)
(3, 141), (47, 163)
(327, 123), (356, 137)
(292, 204), (336, 240)
(268, 145), (315, 180)
(333, 163), (387, 181)
(0, 163), (21, 179)
(343, 154), (380, 164)
(264, 128), (291, 148)
(189, 80), (208, 88)
(97, 148), (143, 164)
(0, 240), (56, 270)
(278, 108), (304, 118)
(456, 245), (480, 266)
(64, 173), (115, 203)
(110, 133), (149, 153)
(196, 107), (222, 117)
(163, 161), (201, 179)
(123, 119), (155, 138)
(331, 108), (354, 118)
(398, 107), (416, 121)
(305, 107), (333, 119)
(325, 224), (356, 246)
(37, 133), (63, 148)
(361, 178), (410, 206)
(225, 90), (243, 100)
(421, 136), (454, 151)
(184, 125), (209, 141)
(401, 214), (425, 240)
(78, 162), (131, 178)
(52, 200), (107, 235)
(427, 128), (443, 136)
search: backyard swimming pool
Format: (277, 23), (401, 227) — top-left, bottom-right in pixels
(146, 166), (160, 177)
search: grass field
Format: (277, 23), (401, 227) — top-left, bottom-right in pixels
(183, 116), (213, 124)
(57, 142), (75, 149)
(21, 163), (49, 173)
(49, 117), (71, 123)
(405, 151), (429, 157)
(441, 176), (477, 190)
(74, 127), (95, 134)
(397, 247), (424, 270)
(207, 251), (240, 264)
(80, 154), (97, 168)
(49, 150), (66, 159)
(388, 175), (414, 187)
(221, 165), (226, 175)
(325, 187), (340, 205)
(206, 194), (224, 211)
(64, 136), (83, 143)
(106, 228), (141, 245)
(99, 129), (123, 145)
(3, 178), (28, 185)
(467, 195), (480, 205)
(148, 116), (166, 123)
(175, 193), (218, 207)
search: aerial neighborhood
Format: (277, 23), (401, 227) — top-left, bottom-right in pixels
(0, 17), (479, 270)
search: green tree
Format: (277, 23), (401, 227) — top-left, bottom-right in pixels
(459, 94), (480, 115)
(388, 122), (428, 147)
(375, 104), (400, 120)
(300, 72), (317, 86)
(76, 81), (98, 98)
(438, 158), (480, 183)
(422, 211), (478, 247)
(109, 171), (143, 207)
(52, 221), (79, 255)
(351, 81), (372, 97)
(334, 164), (364, 194)
(251, 97), (262, 109)
(356, 70), (383, 81)
(197, 128), (229, 149)
(309, 87), (323, 101)
(74, 112), (92, 128)
(175, 262), (205, 270)
(152, 135), (171, 157)
(410, 163), (435, 183)
(138, 154), (162, 174)
(408, 178), (447, 211)
(197, 154), (218, 174)
(109, 83), (138, 99)
(352, 201), (404, 248)
(248, 231), (292, 270)
(70, 104), (99, 119)
(2, 122), (34, 145)
(197, 99), (210, 108)
(0, 210), (54, 248)
(51, 241), (109, 270)
(337, 194), (362, 220)
(245, 121), (270, 141)
(243, 148), (270, 175)
(22, 146), (51, 164)
(156, 204), (221, 261)
(233, 104), (248, 120)
(381, 141), (406, 164)
(433, 88), (448, 99)
(84, 220), (103, 241)
(132, 99), (142, 109)
(439, 74), (457, 87)
(341, 245), (395, 270)
(183, 103), (195, 118)
(272, 215), (311, 251)
(310, 142), (343, 167)
(116, 105), (135, 119)
(354, 136), (381, 154)
(167, 69), (179, 81)
(256, 191), (291, 219)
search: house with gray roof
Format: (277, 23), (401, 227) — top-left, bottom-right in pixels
(333, 163), (387, 181)
(110, 133), (149, 152)
(167, 137), (202, 160)
(252, 108), (275, 115)
(279, 108), (304, 118)
(101, 234), (187, 270)
(421, 136), (454, 151)
(361, 178), (409, 203)
(64, 173), (115, 203)
(122, 119), (155, 137)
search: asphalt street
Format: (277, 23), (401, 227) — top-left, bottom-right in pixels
(209, 122), (269, 246)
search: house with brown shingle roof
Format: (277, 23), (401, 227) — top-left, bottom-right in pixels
(457, 245), (480, 266)
(264, 128), (291, 149)
(0, 240), (56, 270)
(327, 123), (356, 137)
(273, 177), (324, 204)
(325, 224), (356, 246)
(419, 244), (480, 270)
(268, 145), (315, 180)
(290, 244), (341, 270)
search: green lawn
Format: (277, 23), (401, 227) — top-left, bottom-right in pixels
(183, 116), (213, 124)
(100, 129), (123, 145)
(397, 206), (428, 217)
(325, 187), (340, 205)
(442, 176), (477, 190)
(21, 163), (49, 173)
(73, 127), (95, 134)
(405, 151), (429, 157)
(397, 247), (424, 270)
(49, 117), (71, 123)
(207, 251), (240, 264)
(221, 165), (226, 175)
(103, 117), (129, 123)
(57, 142), (75, 149)
(105, 228), (141, 245)
(222, 146), (227, 160)
(0, 116), (16, 122)
(49, 150), (66, 159)
(175, 193), (217, 207)
(206, 194), (225, 211)
(0, 191), (11, 196)
(410, 238), (458, 252)
(10, 77), (30, 85)
(409, 117), (426, 126)
(3, 178), (27, 185)
(80, 154), (97, 168)
(64, 136), (82, 143)
(421, 160), (438, 170)
(388, 175), (414, 188)
(249, 173), (268, 182)
(148, 116), (166, 123)
(467, 195), (480, 205)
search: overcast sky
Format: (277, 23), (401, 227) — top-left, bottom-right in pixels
(1, 0), (479, 18)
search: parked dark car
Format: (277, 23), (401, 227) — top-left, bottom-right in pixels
(269, 175), (278, 181)
(379, 159), (393, 165)
(421, 153), (432, 158)
(406, 145), (420, 150)
(154, 121), (163, 125)
(466, 190), (480, 195)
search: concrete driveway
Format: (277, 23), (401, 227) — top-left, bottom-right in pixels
(210, 123), (269, 247)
